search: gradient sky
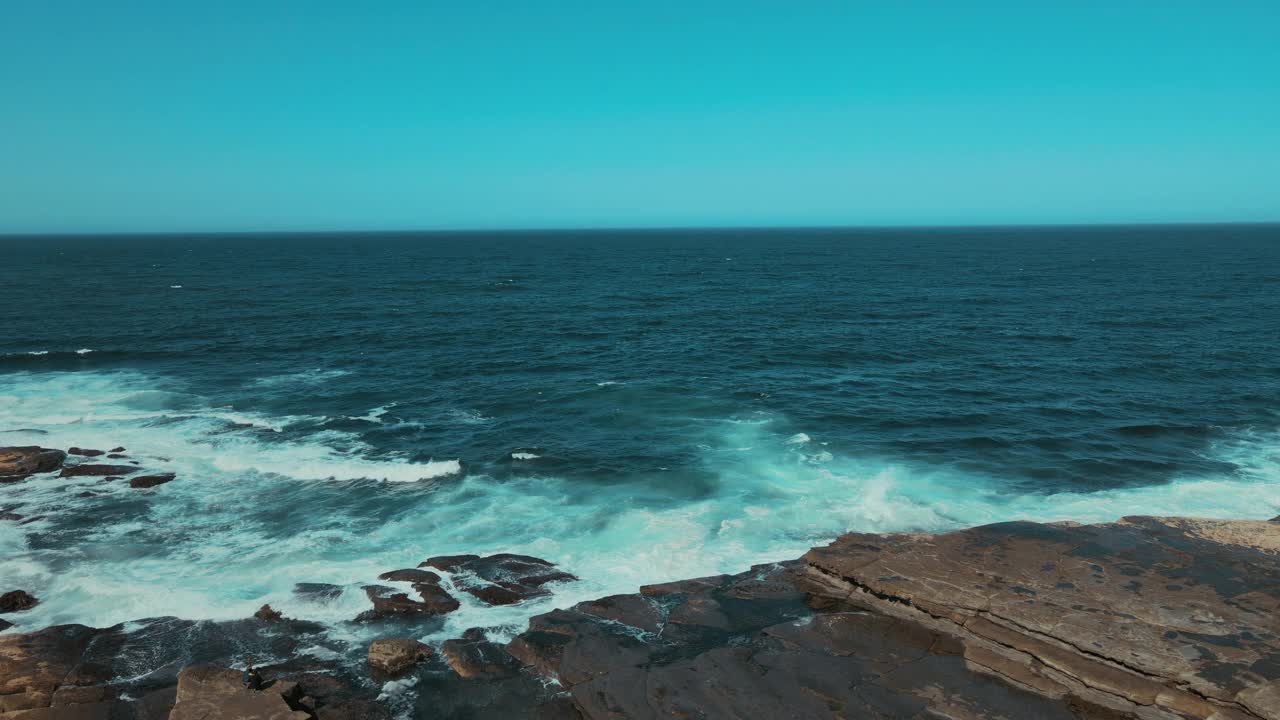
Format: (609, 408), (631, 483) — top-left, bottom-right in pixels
(2, 1), (1278, 233)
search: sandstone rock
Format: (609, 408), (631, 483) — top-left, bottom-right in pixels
(367, 638), (431, 675)
(254, 604), (283, 622)
(421, 553), (577, 606)
(67, 448), (104, 457)
(0, 590), (39, 613)
(168, 665), (311, 720)
(0, 624), (99, 711)
(0, 446), (66, 481)
(128, 473), (175, 489)
(59, 464), (137, 478)
(803, 516), (1280, 720)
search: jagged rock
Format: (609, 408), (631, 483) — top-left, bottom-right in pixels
(0, 590), (39, 613)
(367, 638), (431, 676)
(440, 630), (520, 679)
(168, 665), (311, 720)
(0, 446), (66, 481)
(59, 464), (137, 478)
(67, 447), (104, 457)
(129, 473), (175, 489)
(377, 568), (441, 584)
(420, 553), (576, 606)
(357, 583), (458, 621)
(254, 604), (283, 622)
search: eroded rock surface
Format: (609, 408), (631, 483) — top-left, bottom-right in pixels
(367, 638), (431, 676)
(0, 447), (65, 482)
(168, 665), (312, 720)
(494, 516), (1280, 719)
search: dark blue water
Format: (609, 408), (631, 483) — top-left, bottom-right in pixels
(2, 225), (1278, 634)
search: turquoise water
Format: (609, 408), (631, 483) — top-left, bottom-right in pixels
(1, 225), (1278, 638)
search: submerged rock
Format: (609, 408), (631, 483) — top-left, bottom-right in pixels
(293, 583), (344, 602)
(68, 447), (104, 457)
(129, 472), (176, 488)
(0, 446), (66, 481)
(109, 446), (126, 453)
(0, 589), (39, 613)
(59, 463), (138, 477)
(420, 553), (577, 606)
(367, 638), (432, 676)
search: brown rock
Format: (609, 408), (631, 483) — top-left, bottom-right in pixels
(107, 453), (128, 459)
(0, 624), (99, 711)
(423, 553), (576, 606)
(377, 568), (441, 584)
(0, 446), (66, 481)
(357, 584), (457, 620)
(128, 473), (175, 489)
(367, 638), (432, 676)
(109, 447), (125, 453)
(254, 604), (283, 622)
(168, 665), (310, 720)
(441, 633), (520, 679)
(67, 447), (104, 457)
(803, 516), (1280, 720)
(59, 464), (137, 478)
(414, 582), (461, 614)
(0, 589), (39, 613)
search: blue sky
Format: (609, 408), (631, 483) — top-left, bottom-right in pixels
(2, 1), (1277, 232)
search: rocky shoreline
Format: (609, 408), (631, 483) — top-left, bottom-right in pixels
(3, 445), (1278, 719)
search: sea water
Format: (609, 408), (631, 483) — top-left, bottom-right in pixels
(1, 225), (1278, 640)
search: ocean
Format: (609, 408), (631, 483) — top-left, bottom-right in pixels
(2, 224), (1278, 641)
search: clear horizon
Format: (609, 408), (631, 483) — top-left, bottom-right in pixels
(4, 1), (1278, 234)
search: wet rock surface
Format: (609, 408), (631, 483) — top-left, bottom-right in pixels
(58, 464), (139, 478)
(0, 446), (65, 482)
(0, 591), (39, 614)
(419, 553), (577, 606)
(0, 517), (1276, 719)
(129, 473), (176, 489)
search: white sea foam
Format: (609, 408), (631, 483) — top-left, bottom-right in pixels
(511, 452), (540, 460)
(347, 404), (396, 424)
(784, 432), (810, 445)
(1, 369), (1276, 639)
(27, 351), (49, 356)
(75, 348), (94, 355)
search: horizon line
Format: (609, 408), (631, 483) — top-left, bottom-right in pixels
(2, 219), (1277, 239)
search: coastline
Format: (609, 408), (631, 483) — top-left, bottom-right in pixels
(4, 446), (1279, 719)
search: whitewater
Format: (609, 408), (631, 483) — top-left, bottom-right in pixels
(2, 225), (1279, 642)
